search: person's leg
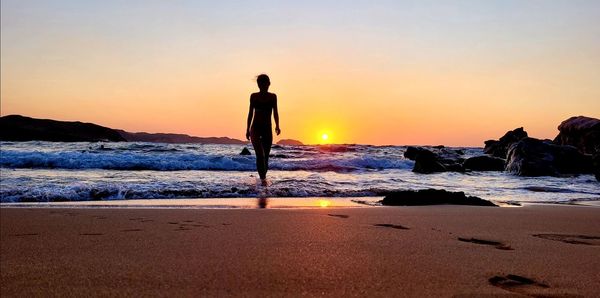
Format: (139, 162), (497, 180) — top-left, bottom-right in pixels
(251, 131), (266, 179)
(261, 131), (273, 177)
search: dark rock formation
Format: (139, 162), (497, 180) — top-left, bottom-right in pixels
(463, 156), (505, 171)
(0, 115), (126, 142)
(276, 139), (304, 146)
(404, 146), (429, 160)
(553, 116), (600, 155)
(404, 146), (464, 174)
(484, 127), (528, 158)
(413, 150), (447, 173)
(505, 137), (592, 177)
(380, 189), (497, 206)
(117, 130), (245, 144)
(240, 147), (252, 155)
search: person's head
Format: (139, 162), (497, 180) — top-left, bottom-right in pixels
(256, 74), (270, 92)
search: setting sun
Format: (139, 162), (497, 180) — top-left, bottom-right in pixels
(318, 131), (333, 144)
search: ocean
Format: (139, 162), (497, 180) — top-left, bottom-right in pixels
(0, 141), (598, 205)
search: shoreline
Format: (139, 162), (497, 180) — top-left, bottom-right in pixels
(2, 204), (599, 296)
(2, 196), (600, 209)
(0, 197), (382, 209)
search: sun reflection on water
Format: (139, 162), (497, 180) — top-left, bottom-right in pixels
(318, 200), (331, 207)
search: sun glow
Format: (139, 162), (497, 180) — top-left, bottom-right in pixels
(318, 200), (331, 208)
(317, 131), (333, 144)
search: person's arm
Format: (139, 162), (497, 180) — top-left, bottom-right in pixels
(246, 95), (254, 140)
(273, 94), (281, 135)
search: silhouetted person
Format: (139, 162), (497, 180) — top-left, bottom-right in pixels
(246, 74), (280, 184)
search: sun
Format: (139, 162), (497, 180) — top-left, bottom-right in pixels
(317, 130), (332, 144)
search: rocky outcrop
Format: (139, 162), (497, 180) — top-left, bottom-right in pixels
(463, 156), (505, 171)
(240, 147), (252, 155)
(380, 189), (497, 206)
(484, 127), (528, 158)
(412, 150), (447, 173)
(505, 137), (592, 177)
(404, 146), (464, 174)
(553, 116), (600, 155)
(276, 139), (304, 146)
(0, 115), (126, 142)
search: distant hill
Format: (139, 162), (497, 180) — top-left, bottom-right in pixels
(0, 115), (246, 144)
(117, 130), (245, 144)
(277, 139), (304, 146)
(0, 115), (126, 142)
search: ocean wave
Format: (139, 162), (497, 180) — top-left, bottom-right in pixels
(0, 182), (388, 202)
(0, 150), (414, 172)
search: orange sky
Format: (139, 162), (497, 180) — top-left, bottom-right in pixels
(1, 1), (599, 146)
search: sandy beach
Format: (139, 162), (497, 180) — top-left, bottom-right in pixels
(1, 204), (599, 297)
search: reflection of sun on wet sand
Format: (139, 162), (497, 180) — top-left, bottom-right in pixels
(2, 205), (599, 296)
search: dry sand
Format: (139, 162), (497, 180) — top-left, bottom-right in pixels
(1, 205), (599, 297)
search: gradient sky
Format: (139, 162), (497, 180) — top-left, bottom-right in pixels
(2, 0), (599, 145)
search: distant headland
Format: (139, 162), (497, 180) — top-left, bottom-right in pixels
(0, 115), (303, 145)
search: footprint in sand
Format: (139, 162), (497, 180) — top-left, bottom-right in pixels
(9, 233), (39, 237)
(129, 217), (154, 222)
(458, 237), (513, 250)
(374, 223), (409, 230)
(532, 233), (600, 246)
(489, 274), (550, 296)
(121, 229), (143, 232)
(327, 214), (349, 219)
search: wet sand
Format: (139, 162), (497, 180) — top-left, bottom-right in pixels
(1, 205), (599, 297)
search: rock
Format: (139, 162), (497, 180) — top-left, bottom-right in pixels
(405, 146), (464, 174)
(505, 137), (592, 177)
(405, 146), (463, 162)
(553, 116), (600, 155)
(463, 156), (505, 171)
(276, 139), (304, 146)
(404, 146), (430, 160)
(240, 147), (251, 155)
(0, 114), (126, 142)
(380, 189), (497, 206)
(484, 127), (528, 158)
(413, 150), (448, 174)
